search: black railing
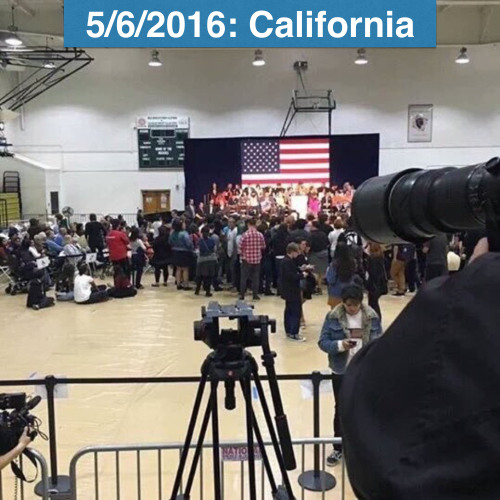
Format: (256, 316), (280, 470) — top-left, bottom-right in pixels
(0, 371), (335, 496)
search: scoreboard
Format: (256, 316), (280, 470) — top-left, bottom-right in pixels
(137, 116), (189, 169)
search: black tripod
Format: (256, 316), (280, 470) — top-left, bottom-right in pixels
(170, 313), (296, 500)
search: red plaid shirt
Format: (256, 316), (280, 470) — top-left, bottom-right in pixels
(240, 228), (266, 265)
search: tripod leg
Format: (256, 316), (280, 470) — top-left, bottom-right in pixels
(251, 362), (295, 499)
(242, 377), (257, 500)
(211, 380), (223, 500)
(170, 369), (209, 499)
(183, 398), (213, 498)
(239, 380), (277, 495)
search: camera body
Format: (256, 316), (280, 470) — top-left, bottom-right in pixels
(194, 301), (276, 350)
(0, 393), (40, 454)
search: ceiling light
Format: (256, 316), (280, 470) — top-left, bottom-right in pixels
(43, 61), (56, 69)
(252, 49), (265, 67)
(456, 47), (470, 64)
(148, 50), (162, 67)
(355, 48), (368, 65)
(5, 8), (23, 47)
(5, 28), (23, 47)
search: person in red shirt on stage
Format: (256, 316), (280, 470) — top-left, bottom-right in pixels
(106, 219), (131, 278)
(239, 218), (266, 301)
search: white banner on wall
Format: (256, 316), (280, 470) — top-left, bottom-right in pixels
(136, 116), (189, 129)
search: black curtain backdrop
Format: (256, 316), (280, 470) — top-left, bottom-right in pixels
(184, 134), (379, 205)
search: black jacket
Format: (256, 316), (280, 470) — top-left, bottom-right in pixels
(85, 221), (105, 248)
(366, 255), (387, 294)
(287, 229), (310, 244)
(271, 227), (289, 257)
(279, 255), (302, 302)
(341, 252), (500, 499)
(309, 230), (329, 253)
(152, 235), (172, 264)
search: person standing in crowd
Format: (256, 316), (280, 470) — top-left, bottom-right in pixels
(130, 227), (147, 289)
(318, 284), (382, 466)
(390, 243), (414, 296)
(74, 263), (109, 304)
(423, 233), (449, 282)
(279, 243), (305, 342)
(405, 244), (421, 293)
(308, 221), (330, 293)
(169, 219), (194, 290)
(271, 222), (289, 295)
(366, 242), (387, 320)
(85, 213), (106, 260)
(317, 213), (333, 237)
(288, 219), (310, 244)
(195, 226), (218, 297)
(106, 219), (131, 278)
(151, 215), (163, 239)
(185, 199), (196, 221)
(326, 242), (357, 309)
(151, 225), (172, 287)
(136, 209), (146, 230)
(258, 221), (275, 296)
(328, 218), (345, 259)
(226, 217), (238, 287)
(239, 218), (266, 301)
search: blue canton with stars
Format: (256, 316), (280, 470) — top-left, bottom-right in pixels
(242, 140), (280, 174)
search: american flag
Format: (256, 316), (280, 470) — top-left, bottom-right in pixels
(241, 138), (330, 186)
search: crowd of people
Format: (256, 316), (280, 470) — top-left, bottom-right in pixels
(193, 182), (355, 217)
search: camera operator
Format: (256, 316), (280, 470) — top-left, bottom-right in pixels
(339, 238), (500, 498)
(0, 427), (32, 471)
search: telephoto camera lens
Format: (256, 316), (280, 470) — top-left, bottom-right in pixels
(351, 157), (500, 244)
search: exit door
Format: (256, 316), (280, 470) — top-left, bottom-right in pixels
(142, 190), (170, 214)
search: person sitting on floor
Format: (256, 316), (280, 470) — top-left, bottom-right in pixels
(108, 264), (137, 299)
(74, 263), (109, 304)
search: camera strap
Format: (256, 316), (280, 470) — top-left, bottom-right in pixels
(10, 449), (38, 483)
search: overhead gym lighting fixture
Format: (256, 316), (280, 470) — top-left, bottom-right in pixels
(5, 7), (23, 47)
(43, 61), (56, 69)
(355, 48), (368, 65)
(252, 49), (266, 67)
(456, 47), (470, 64)
(149, 49), (162, 67)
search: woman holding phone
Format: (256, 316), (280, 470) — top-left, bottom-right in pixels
(318, 284), (382, 467)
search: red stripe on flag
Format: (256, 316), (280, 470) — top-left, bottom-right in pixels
(280, 158), (329, 165)
(279, 148), (330, 155)
(280, 168), (330, 174)
(280, 138), (330, 145)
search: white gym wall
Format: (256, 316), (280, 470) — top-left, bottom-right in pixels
(2, 46), (500, 215)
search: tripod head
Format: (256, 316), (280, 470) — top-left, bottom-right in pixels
(194, 301), (277, 350)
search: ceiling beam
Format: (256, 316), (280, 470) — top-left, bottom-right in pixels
(7, 0), (35, 18)
(480, 6), (494, 42)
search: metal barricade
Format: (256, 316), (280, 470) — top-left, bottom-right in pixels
(0, 448), (50, 500)
(69, 437), (345, 500)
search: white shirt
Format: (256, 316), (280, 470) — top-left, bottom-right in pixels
(74, 274), (94, 303)
(328, 228), (344, 257)
(337, 310), (363, 353)
(152, 221), (162, 238)
(346, 310), (363, 329)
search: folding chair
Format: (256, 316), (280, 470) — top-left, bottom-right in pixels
(0, 262), (14, 289)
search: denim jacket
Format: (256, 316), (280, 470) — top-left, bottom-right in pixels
(318, 303), (382, 374)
